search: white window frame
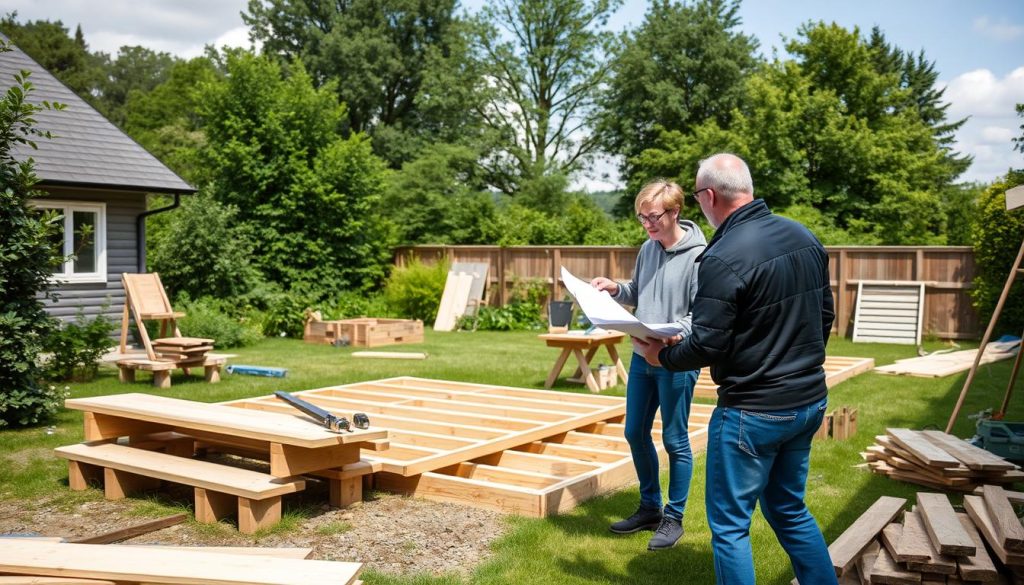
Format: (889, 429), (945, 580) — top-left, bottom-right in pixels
(30, 199), (108, 284)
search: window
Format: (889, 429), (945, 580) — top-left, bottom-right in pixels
(31, 200), (107, 283)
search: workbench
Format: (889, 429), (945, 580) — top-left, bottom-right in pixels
(539, 330), (629, 392)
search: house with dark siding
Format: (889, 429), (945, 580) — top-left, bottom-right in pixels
(1, 35), (195, 324)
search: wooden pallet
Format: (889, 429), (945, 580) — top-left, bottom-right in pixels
(693, 355), (875, 400)
(224, 377), (713, 517)
(304, 318), (424, 347)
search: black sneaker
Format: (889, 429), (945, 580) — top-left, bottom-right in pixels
(647, 517), (684, 550)
(609, 506), (663, 534)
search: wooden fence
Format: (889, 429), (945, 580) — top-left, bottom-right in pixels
(394, 245), (980, 340)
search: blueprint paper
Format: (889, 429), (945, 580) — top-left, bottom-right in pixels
(560, 267), (684, 340)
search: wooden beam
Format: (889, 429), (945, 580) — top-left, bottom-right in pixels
(828, 496), (907, 577)
(66, 513), (187, 544)
(917, 492), (976, 557)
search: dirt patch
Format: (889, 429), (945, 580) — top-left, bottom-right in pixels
(0, 489), (507, 577)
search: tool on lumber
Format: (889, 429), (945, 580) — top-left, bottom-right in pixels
(273, 391), (352, 433)
(353, 412), (370, 429)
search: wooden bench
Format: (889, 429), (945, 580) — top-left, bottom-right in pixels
(55, 442), (306, 534)
(116, 355), (227, 388)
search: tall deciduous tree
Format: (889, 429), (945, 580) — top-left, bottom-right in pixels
(96, 46), (176, 128)
(472, 0), (620, 197)
(632, 22), (963, 245)
(243, 0), (480, 168)
(197, 51), (394, 293)
(598, 0), (757, 208)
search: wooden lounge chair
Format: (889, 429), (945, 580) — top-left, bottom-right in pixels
(118, 273), (212, 362)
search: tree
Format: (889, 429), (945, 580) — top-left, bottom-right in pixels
(95, 46), (176, 128)
(196, 51), (394, 294)
(1014, 103), (1024, 154)
(244, 0), (480, 168)
(472, 0), (621, 197)
(0, 41), (64, 427)
(0, 14), (104, 110)
(597, 0), (758, 208)
(632, 22), (964, 244)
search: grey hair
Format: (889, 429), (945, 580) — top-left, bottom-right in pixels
(696, 153), (753, 200)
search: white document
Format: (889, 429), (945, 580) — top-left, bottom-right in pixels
(560, 266), (684, 340)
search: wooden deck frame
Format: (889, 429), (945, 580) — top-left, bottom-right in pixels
(693, 355), (874, 400)
(224, 377), (713, 517)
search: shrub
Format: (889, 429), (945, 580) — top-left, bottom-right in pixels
(41, 311), (115, 381)
(176, 296), (263, 348)
(321, 291), (391, 320)
(460, 276), (546, 331)
(971, 171), (1024, 333)
(384, 259), (449, 322)
(0, 42), (65, 428)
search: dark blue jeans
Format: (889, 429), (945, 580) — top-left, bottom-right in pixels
(624, 352), (697, 521)
(705, 397), (836, 585)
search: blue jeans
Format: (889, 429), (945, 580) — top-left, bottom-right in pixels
(624, 352), (697, 521)
(705, 397), (836, 585)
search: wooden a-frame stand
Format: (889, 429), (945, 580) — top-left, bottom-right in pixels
(946, 185), (1024, 432)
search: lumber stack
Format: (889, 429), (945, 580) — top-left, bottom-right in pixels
(863, 428), (1023, 492)
(815, 488), (1024, 584)
(151, 336), (214, 363)
(0, 540), (363, 585)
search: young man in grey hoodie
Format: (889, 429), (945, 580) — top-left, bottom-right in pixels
(590, 179), (707, 550)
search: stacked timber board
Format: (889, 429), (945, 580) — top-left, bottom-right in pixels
(863, 428), (1024, 492)
(304, 317), (424, 347)
(874, 340), (1021, 378)
(224, 376), (713, 517)
(0, 539), (363, 585)
(694, 355), (874, 400)
(819, 489), (1024, 584)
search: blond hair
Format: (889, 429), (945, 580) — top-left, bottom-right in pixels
(634, 179), (684, 215)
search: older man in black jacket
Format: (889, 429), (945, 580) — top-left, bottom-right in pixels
(637, 153), (836, 585)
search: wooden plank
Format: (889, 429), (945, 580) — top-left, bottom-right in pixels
(920, 430), (1017, 471)
(964, 495), (1024, 567)
(54, 443), (305, 500)
(870, 544), (922, 584)
(881, 522), (929, 563)
(982, 484), (1024, 553)
(67, 393), (386, 448)
(0, 578), (117, 585)
(433, 272), (473, 332)
(828, 495), (907, 577)
(0, 540), (362, 585)
(856, 540), (880, 585)
(66, 513), (187, 544)
(898, 511), (942, 563)
(888, 429), (963, 468)
(956, 512), (999, 582)
(351, 351), (428, 360)
(117, 545), (314, 559)
(917, 492), (976, 557)
(902, 513), (958, 576)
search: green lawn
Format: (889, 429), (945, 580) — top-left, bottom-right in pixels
(2, 331), (1020, 584)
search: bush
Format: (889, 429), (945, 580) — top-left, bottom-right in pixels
(42, 311), (115, 381)
(0, 42), (65, 428)
(459, 276), (546, 331)
(320, 291), (391, 320)
(176, 295), (263, 348)
(971, 171), (1024, 333)
(384, 259), (449, 322)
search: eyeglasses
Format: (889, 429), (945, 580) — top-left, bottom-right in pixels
(691, 187), (711, 200)
(636, 210), (673, 225)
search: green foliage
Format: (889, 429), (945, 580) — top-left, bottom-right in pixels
(176, 296), (264, 349)
(970, 171), (1024, 333)
(632, 22), (967, 245)
(149, 190), (263, 301)
(473, 0), (621, 193)
(460, 277), (547, 331)
(197, 51), (395, 295)
(95, 45), (176, 128)
(598, 0), (758, 211)
(244, 0), (481, 169)
(320, 291), (391, 321)
(0, 41), (64, 428)
(41, 311), (115, 382)
(383, 259), (449, 322)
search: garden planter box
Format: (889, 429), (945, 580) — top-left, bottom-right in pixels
(304, 318), (424, 348)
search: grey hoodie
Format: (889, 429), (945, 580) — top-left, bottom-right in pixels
(612, 219), (707, 352)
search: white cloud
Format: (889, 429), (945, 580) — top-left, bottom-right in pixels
(942, 67), (1024, 120)
(940, 67), (1024, 182)
(973, 16), (1024, 42)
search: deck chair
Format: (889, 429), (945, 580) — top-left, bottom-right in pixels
(119, 273), (209, 361)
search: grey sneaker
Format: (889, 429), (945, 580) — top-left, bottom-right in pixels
(609, 506), (663, 534)
(647, 517), (683, 550)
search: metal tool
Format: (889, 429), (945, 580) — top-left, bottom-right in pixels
(274, 391), (352, 433)
(352, 412), (370, 429)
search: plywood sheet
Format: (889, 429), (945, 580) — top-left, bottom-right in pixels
(874, 339), (1020, 378)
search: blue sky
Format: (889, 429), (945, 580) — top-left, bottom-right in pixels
(6, 0), (1024, 187)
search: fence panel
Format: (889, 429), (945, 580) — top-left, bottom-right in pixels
(396, 245), (979, 339)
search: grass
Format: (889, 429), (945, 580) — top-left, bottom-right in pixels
(2, 330), (1021, 584)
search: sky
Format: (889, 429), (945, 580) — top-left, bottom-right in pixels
(3, 0), (1023, 190)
